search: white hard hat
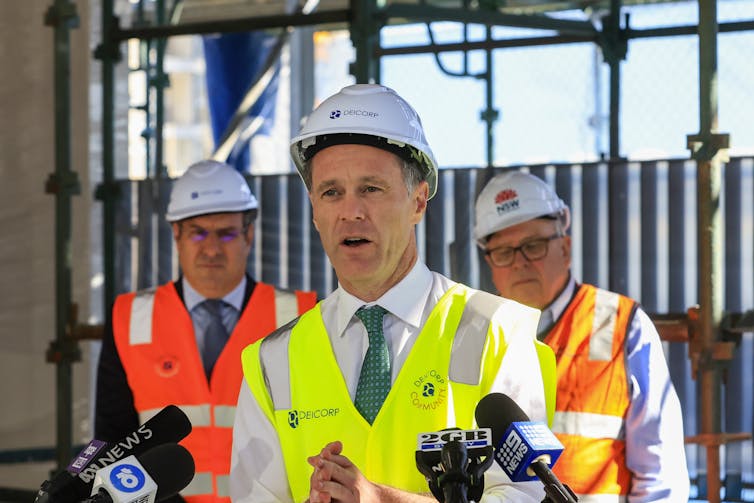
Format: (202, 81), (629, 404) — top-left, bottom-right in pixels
(290, 84), (439, 199)
(474, 171), (570, 247)
(166, 160), (259, 222)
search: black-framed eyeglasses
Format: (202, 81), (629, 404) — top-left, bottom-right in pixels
(485, 233), (562, 267)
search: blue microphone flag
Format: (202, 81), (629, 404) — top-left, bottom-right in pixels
(496, 421), (563, 482)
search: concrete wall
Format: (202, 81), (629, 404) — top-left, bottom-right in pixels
(0, 0), (94, 492)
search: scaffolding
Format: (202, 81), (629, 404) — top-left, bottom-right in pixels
(37, 0), (754, 501)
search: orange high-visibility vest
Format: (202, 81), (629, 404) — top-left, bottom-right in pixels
(544, 283), (637, 501)
(113, 281), (316, 503)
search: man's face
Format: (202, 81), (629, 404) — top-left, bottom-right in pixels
(173, 212), (253, 298)
(309, 144), (428, 301)
(484, 218), (571, 310)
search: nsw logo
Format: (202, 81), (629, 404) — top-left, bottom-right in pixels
(109, 464), (146, 493)
(494, 188), (520, 214)
(494, 189), (517, 204)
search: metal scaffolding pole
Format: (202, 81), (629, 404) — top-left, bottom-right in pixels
(687, 0), (728, 500)
(43, 0), (82, 473)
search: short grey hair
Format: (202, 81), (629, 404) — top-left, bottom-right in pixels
(302, 155), (425, 197)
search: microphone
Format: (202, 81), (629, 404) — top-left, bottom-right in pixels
(36, 405), (192, 503)
(86, 443), (195, 503)
(475, 393), (578, 503)
(415, 428), (494, 503)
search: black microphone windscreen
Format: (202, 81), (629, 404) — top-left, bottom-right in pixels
(139, 444), (195, 502)
(474, 393), (530, 446)
(38, 405), (192, 503)
(140, 405), (193, 446)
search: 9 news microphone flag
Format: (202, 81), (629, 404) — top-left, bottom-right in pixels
(475, 393), (578, 503)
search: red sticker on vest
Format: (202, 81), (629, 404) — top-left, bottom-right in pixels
(155, 355), (180, 377)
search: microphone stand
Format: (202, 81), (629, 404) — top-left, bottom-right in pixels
(438, 441), (470, 503)
(415, 442), (494, 503)
(531, 460), (578, 503)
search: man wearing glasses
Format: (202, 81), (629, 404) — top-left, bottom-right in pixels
(95, 160), (316, 503)
(474, 171), (689, 502)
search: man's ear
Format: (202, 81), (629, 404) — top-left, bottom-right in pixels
(412, 180), (430, 224)
(562, 235), (572, 263)
(172, 222), (181, 241)
(244, 223), (255, 244)
(309, 193), (321, 231)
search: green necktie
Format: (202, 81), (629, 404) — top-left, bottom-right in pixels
(354, 305), (390, 424)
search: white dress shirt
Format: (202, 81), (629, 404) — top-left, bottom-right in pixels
(230, 261), (547, 502)
(182, 276), (245, 353)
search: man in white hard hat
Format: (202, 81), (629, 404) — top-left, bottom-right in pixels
(474, 170), (689, 501)
(230, 84), (557, 503)
(95, 160), (317, 503)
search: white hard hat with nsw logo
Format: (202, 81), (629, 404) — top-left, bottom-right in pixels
(166, 160), (259, 222)
(474, 170), (570, 246)
(290, 83), (439, 198)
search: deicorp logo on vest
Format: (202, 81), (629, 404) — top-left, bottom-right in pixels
(288, 408), (341, 429)
(494, 188), (520, 214)
(410, 369), (448, 411)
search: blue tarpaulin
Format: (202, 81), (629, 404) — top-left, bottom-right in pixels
(202, 31), (280, 173)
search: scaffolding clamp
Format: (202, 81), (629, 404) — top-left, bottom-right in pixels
(45, 171), (81, 196)
(43, 1), (79, 29)
(45, 303), (104, 364)
(686, 132), (730, 163)
(650, 306), (748, 378)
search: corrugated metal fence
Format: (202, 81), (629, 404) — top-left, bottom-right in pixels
(115, 156), (754, 501)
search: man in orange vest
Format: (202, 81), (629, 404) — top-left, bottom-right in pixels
(95, 160), (317, 503)
(474, 171), (689, 502)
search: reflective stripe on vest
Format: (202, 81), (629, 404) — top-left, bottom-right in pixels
(182, 472), (213, 496)
(449, 289), (502, 385)
(574, 495), (626, 503)
(214, 405), (237, 428)
(139, 404), (213, 428)
(129, 287), (158, 345)
(552, 410), (625, 440)
(274, 290), (298, 329)
(215, 475), (231, 497)
(129, 286), (305, 346)
(590, 289), (620, 361)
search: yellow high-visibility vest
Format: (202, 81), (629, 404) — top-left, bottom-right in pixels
(241, 283), (556, 502)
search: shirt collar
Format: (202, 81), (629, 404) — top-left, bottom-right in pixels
(183, 276), (246, 312)
(542, 274), (576, 324)
(333, 260), (433, 337)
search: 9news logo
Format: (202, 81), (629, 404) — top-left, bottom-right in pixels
(497, 430), (529, 474)
(109, 463), (147, 493)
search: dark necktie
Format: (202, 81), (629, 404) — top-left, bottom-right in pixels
(199, 299), (229, 379)
(353, 305), (390, 424)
